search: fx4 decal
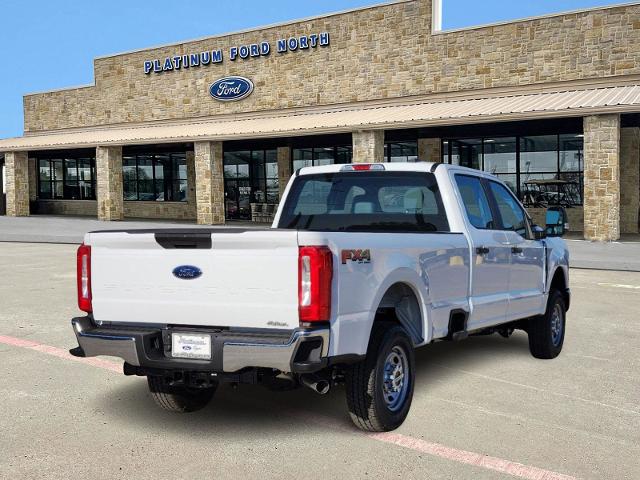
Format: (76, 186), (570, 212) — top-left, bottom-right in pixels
(341, 249), (372, 265)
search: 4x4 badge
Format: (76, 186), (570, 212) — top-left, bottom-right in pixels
(341, 249), (371, 265)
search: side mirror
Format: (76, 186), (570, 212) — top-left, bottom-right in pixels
(545, 207), (569, 237)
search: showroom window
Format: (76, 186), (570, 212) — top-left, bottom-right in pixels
(38, 154), (96, 200)
(292, 146), (352, 170)
(223, 149), (278, 220)
(123, 152), (187, 202)
(384, 141), (418, 162)
(442, 133), (584, 206)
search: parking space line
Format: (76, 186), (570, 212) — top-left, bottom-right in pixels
(434, 363), (640, 417)
(369, 432), (577, 480)
(0, 334), (122, 373)
(0, 333), (579, 480)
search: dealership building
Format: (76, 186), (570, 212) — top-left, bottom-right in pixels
(1, 0), (639, 240)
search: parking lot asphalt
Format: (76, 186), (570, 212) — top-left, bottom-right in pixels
(0, 243), (638, 480)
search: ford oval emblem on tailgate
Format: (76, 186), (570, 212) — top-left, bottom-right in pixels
(172, 265), (203, 280)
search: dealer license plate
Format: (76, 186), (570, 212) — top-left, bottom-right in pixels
(171, 333), (212, 360)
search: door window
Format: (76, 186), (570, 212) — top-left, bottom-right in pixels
(454, 175), (495, 230)
(489, 181), (528, 237)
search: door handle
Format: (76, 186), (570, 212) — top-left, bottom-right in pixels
(476, 246), (490, 255)
(511, 246), (523, 254)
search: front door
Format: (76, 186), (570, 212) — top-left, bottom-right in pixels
(453, 174), (511, 329)
(487, 180), (546, 320)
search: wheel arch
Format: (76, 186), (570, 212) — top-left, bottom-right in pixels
(365, 268), (430, 349)
(549, 266), (570, 311)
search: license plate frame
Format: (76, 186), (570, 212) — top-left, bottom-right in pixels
(171, 332), (212, 360)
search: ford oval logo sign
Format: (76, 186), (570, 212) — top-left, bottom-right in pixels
(172, 265), (203, 280)
(209, 76), (254, 102)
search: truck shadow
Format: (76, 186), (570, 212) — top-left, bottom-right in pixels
(95, 332), (531, 435)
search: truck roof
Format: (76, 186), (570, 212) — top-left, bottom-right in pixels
(295, 162), (497, 179)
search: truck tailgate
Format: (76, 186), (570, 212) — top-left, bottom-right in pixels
(86, 229), (300, 329)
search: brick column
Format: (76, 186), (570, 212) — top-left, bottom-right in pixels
(194, 141), (225, 225)
(352, 130), (384, 163)
(96, 146), (124, 221)
(620, 127), (640, 234)
(583, 114), (621, 241)
(277, 146), (292, 198)
(418, 138), (442, 163)
(5, 151), (30, 217)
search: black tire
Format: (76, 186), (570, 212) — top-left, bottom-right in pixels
(527, 290), (566, 359)
(147, 376), (217, 413)
(346, 323), (415, 432)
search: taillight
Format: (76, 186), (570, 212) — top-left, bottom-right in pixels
(77, 244), (92, 313)
(298, 246), (333, 323)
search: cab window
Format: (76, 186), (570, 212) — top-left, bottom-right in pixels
(488, 181), (528, 237)
(454, 174), (495, 230)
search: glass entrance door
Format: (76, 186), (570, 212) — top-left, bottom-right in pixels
(223, 149), (278, 220)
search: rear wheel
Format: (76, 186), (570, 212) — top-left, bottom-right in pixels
(527, 290), (566, 359)
(147, 376), (217, 413)
(346, 323), (415, 432)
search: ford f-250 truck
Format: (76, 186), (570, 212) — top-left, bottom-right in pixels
(70, 162), (570, 432)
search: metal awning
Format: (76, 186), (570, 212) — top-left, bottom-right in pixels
(2, 84), (640, 152)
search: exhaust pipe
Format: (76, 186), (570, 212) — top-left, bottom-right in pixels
(300, 374), (331, 395)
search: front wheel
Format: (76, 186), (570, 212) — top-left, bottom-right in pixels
(346, 323), (415, 432)
(527, 290), (566, 359)
(147, 376), (217, 413)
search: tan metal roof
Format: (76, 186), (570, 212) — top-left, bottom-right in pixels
(2, 84), (640, 152)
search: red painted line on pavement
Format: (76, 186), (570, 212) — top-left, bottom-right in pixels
(1, 333), (579, 480)
(0, 334), (122, 373)
(368, 432), (578, 480)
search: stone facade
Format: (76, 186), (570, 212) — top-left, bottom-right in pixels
(277, 146), (292, 197)
(583, 114), (621, 241)
(96, 146), (124, 221)
(353, 130), (385, 163)
(620, 127), (640, 234)
(5, 152), (29, 217)
(22, 1), (640, 132)
(194, 141), (225, 225)
(418, 138), (441, 163)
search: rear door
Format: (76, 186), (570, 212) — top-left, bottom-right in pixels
(487, 181), (546, 319)
(88, 229), (301, 330)
(453, 174), (511, 329)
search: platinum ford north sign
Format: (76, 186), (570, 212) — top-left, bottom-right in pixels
(144, 32), (330, 74)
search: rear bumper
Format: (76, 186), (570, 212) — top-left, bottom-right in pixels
(70, 316), (330, 374)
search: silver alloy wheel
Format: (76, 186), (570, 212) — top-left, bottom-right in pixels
(382, 345), (410, 412)
(550, 303), (564, 347)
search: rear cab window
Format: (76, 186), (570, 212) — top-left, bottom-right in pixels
(278, 171), (450, 232)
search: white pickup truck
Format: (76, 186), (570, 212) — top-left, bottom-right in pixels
(70, 162), (570, 432)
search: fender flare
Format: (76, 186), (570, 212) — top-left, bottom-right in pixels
(362, 267), (431, 348)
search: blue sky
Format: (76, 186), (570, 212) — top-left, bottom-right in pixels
(0, 0), (625, 138)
